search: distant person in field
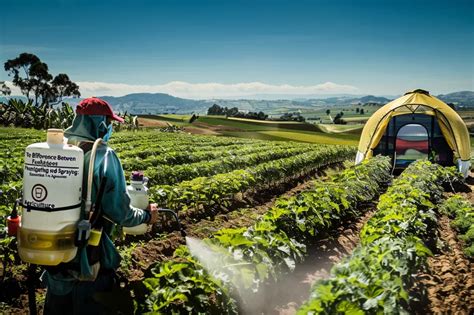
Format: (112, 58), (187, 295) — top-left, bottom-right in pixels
(42, 97), (159, 314)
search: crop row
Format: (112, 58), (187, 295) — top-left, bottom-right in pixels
(110, 130), (246, 146)
(137, 156), (392, 313)
(1, 132), (289, 185)
(111, 131), (260, 152)
(298, 161), (461, 314)
(116, 139), (254, 158)
(440, 195), (474, 258)
(143, 146), (315, 186)
(149, 145), (356, 211)
(116, 136), (313, 160)
(120, 141), (299, 171)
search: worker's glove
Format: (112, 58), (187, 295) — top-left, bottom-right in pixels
(147, 203), (159, 224)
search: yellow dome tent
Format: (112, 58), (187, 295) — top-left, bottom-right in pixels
(355, 89), (471, 177)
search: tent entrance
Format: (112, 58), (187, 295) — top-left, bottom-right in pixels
(373, 113), (454, 169)
(394, 124), (428, 168)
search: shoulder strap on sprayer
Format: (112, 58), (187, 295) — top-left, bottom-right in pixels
(75, 138), (108, 249)
(84, 138), (104, 219)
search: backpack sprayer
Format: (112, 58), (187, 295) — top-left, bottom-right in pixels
(5, 129), (185, 256)
(4, 128), (185, 314)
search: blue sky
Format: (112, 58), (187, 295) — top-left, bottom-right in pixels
(1, 0), (473, 98)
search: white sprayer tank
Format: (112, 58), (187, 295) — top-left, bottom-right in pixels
(123, 171), (149, 235)
(18, 129), (84, 265)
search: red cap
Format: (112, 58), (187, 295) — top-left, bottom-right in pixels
(76, 97), (124, 123)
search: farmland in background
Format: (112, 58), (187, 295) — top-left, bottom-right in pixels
(0, 108), (473, 313)
(138, 114), (361, 145)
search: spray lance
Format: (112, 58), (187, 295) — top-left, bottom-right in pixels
(157, 208), (186, 238)
(123, 171), (186, 238)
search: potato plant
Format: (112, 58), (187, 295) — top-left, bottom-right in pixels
(148, 146), (355, 211)
(140, 156), (391, 313)
(439, 195), (474, 257)
(298, 161), (461, 314)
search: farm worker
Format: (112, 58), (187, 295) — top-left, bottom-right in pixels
(42, 97), (159, 314)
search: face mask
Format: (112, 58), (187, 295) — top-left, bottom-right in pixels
(99, 121), (113, 142)
(103, 123), (113, 142)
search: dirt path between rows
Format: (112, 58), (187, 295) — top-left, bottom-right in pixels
(239, 205), (376, 315)
(418, 215), (474, 314)
(415, 174), (474, 314)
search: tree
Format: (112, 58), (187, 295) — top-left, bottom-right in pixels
(49, 74), (80, 105)
(226, 107), (239, 117)
(257, 111), (267, 120)
(280, 112), (305, 122)
(207, 104), (224, 115)
(326, 109), (330, 115)
(29, 60), (53, 106)
(0, 81), (11, 96)
(4, 53), (44, 102)
(4, 53), (80, 107)
(360, 109), (365, 115)
(356, 107), (360, 113)
(333, 113), (346, 125)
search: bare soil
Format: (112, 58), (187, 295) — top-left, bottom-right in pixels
(137, 117), (170, 128)
(417, 215), (474, 314)
(414, 174), (474, 314)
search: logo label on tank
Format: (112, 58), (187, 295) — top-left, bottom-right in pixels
(32, 184), (48, 202)
(24, 151), (80, 179)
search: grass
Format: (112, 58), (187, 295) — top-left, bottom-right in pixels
(228, 117), (306, 125)
(161, 114), (193, 121)
(196, 116), (274, 131)
(314, 124), (364, 134)
(342, 116), (371, 122)
(198, 116), (324, 132)
(223, 129), (359, 146)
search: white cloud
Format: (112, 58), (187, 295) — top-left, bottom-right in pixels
(2, 81), (21, 95)
(2, 80), (359, 99)
(77, 81), (358, 99)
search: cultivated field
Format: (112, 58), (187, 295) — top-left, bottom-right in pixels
(0, 127), (473, 314)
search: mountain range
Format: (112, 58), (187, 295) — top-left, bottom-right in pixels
(100, 91), (474, 114)
(1, 91), (473, 114)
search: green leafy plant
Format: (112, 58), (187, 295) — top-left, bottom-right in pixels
(298, 161), (461, 314)
(439, 195), (474, 258)
(143, 247), (237, 315)
(149, 146), (355, 211)
(140, 156), (391, 313)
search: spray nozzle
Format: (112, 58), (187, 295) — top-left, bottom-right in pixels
(157, 208), (186, 238)
(7, 199), (21, 237)
(11, 199), (19, 219)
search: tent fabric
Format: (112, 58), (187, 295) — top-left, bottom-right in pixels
(356, 89), (471, 175)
